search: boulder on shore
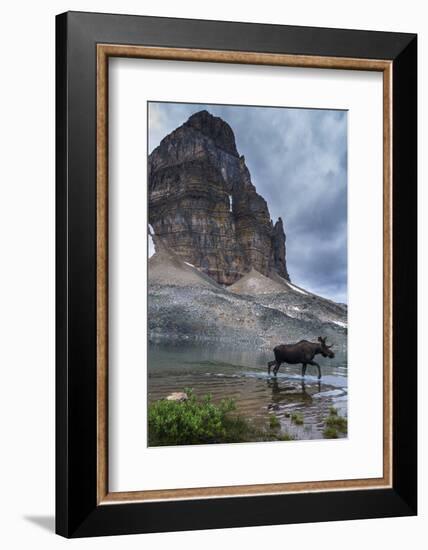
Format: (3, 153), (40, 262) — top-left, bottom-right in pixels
(166, 392), (188, 402)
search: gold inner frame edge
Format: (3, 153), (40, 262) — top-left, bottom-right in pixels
(96, 44), (393, 505)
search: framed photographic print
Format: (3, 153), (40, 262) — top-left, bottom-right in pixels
(56, 11), (417, 538)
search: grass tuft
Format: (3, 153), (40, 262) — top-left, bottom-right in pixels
(269, 415), (281, 429)
(277, 433), (294, 441)
(291, 412), (304, 425)
(323, 426), (338, 439)
(323, 407), (347, 439)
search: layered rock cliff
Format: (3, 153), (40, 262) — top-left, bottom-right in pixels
(148, 110), (290, 285)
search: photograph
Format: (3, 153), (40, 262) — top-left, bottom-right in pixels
(147, 102), (348, 446)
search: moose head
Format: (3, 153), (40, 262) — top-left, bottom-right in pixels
(317, 336), (335, 358)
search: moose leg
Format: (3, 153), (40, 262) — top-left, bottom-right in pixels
(273, 361), (281, 376)
(302, 363), (307, 378)
(267, 360), (276, 375)
(308, 360), (322, 379)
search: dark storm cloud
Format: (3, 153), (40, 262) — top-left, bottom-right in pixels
(148, 102), (348, 303)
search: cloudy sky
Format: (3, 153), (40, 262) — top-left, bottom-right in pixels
(148, 102), (348, 304)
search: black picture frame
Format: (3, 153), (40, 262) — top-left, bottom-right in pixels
(56, 11), (417, 538)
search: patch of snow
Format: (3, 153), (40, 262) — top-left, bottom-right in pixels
(148, 234), (155, 258)
(286, 281), (309, 296)
(331, 320), (347, 328)
(148, 223), (155, 235)
(184, 261), (195, 268)
(229, 195), (233, 212)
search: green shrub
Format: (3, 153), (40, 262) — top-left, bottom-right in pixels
(325, 414), (347, 434)
(291, 412), (304, 425)
(148, 390), (237, 446)
(269, 415), (281, 429)
(323, 426), (338, 439)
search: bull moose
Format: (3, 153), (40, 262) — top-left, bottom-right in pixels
(267, 337), (334, 379)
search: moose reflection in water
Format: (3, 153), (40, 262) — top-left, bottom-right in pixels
(267, 336), (335, 379)
(267, 377), (321, 404)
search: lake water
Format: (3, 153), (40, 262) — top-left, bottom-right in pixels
(148, 342), (348, 441)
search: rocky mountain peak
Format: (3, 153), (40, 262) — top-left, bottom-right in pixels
(183, 110), (239, 157)
(148, 110), (290, 285)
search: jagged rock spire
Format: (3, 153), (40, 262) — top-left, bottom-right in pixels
(148, 110), (290, 285)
